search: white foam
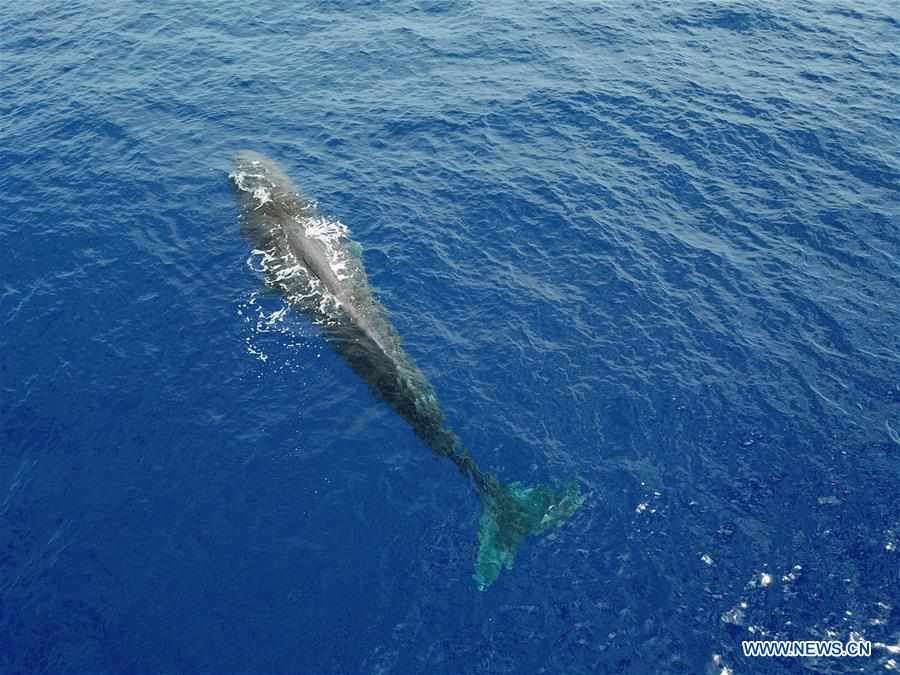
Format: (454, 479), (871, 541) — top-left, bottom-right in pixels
(229, 170), (262, 192)
(252, 186), (272, 209)
(301, 212), (356, 282)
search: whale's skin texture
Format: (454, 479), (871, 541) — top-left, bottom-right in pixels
(229, 151), (582, 591)
(230, 150), (457, 459)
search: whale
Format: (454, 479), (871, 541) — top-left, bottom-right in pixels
(229, 150), (582, 590)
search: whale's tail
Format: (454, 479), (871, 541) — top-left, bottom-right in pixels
(440, 443), (583, 590)
(473, 476), (584, 591)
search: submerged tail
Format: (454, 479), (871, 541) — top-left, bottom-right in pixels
(429, 431), (583, 590)
(473, 476), (584, 590)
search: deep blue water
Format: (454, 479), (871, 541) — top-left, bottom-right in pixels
(2, 1), (900, 673)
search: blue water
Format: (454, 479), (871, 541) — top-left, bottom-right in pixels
(2, 2), (899, 673)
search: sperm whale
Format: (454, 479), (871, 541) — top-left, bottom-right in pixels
(229, 150), (582, 590)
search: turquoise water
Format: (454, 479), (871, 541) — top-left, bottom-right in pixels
(2, 2), (899, 673)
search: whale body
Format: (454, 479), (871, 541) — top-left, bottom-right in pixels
(230, 150), (582, 589)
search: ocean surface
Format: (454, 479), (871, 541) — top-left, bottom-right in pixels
(2, 1), (899, 673)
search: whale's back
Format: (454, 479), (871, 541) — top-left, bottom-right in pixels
(229, 150), (436, 426)
(230, 151), (381, 332)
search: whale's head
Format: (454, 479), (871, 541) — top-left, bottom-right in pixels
(231, 149), (277, 176)
(229, 151), (303, 251)
(229, 150), (314, 221)
(230, 150), (287, 202)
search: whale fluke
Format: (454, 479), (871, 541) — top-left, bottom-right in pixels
(229, 150), (582, 589)
(474, 478), (584, 590)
